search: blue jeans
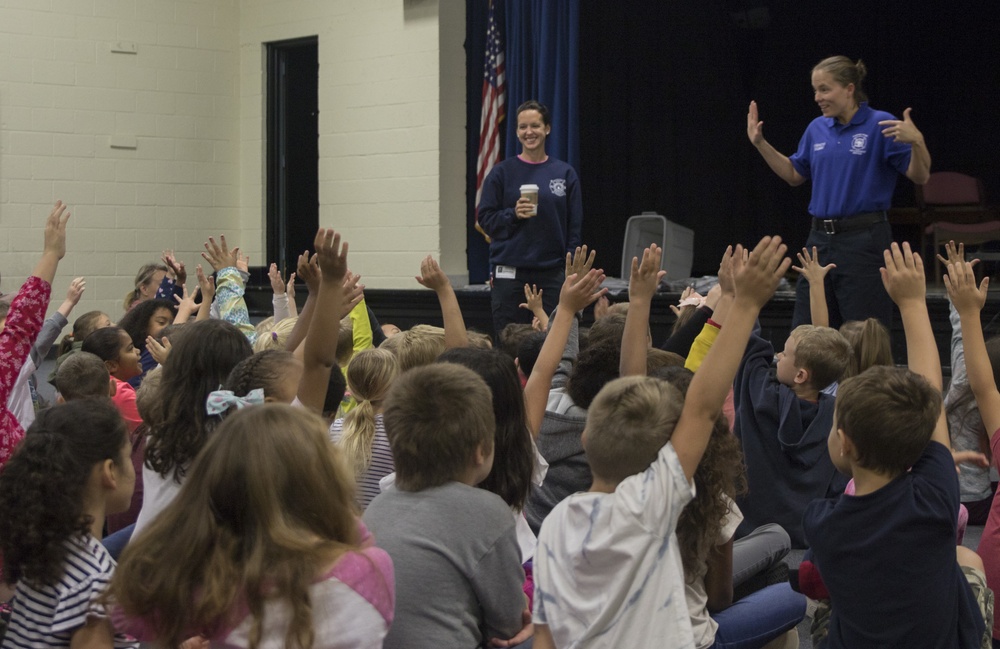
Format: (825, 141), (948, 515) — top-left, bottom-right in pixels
(101, 523), (135, 561)
(710, 583), (806, 649)
(791, 220), (893, 330)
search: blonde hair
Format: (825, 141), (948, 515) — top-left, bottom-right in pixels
(584, 375), (684, 483)
(338, 349), (400, 475)
(379, 324), (445, 371)
(252, 317), (298, 353)
(790, 325), (851, 390)
(467, 330), (493, 349)
(336, 316), (354, 365)
(838, 319), (892, 379)
(111, 405), (361, 649)
(123, 263), (168, 311)
(813, 55), (868, 103)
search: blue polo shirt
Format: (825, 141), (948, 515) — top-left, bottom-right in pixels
(789, 103), (912, 219)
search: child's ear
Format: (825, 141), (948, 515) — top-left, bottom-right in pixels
(838, 429), (856, 458)
(99, 459), (119, 490)
(56, 393), (66, 404)
(105, 359), (119, 375)
(108, 378), (117, 397)
(794, 366), (810, 386)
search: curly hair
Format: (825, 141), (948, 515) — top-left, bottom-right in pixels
(118, 298), (177, 352)
(0, 400), (127, 586)
(654, 368), (747, 580)
(144, 319), (253, 480)
(438, 347), (535, 511)
(566, 339), (621, 410)
(338, 349), (399, 475)
(112, 405), (363, 649)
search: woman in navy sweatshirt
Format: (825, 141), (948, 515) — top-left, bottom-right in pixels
(478, 100), (583, 336)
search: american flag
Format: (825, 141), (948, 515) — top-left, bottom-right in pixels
(474, 0), (505, 241)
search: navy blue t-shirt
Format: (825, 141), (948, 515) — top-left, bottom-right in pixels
(803, 441), (984, 648)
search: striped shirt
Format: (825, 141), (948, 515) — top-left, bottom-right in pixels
(330, 414), (394, 511)
(2, 535), (137, 648)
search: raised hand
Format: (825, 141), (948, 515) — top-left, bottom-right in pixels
(268, 263), (286, 294)
(173, 283), (197, 313)
(235, 250), (250, 274)
(717, 246), (737, 296)
(201, 235), (239, 272)
(44, 200), (71, 260)
(415, 255), (450, 292)
(195, 264), (215, 301)
(792, 246), (836, 285)
(944, 257), (988, 315)
(341, 271), (364, 317)
(296, 250), (321, 294)
(628, 244), (666, 304)
(559, 267), (607, 314)
(65, 277), (86, 305)
(162, 250), (187, 285)
(747, 100), (765, 146)
(880, 242), (926, 306)
(565, 245), (596, 279)
(733, 236), (791, 308)
(314, 228), (348, 283)
(286, 272), (297, 296)
(519, 283), (544, 313)
(937, 240), (978, 270)
(594, 294), (610, 319)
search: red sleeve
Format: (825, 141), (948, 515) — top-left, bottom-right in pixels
(0, 276), (51, 465)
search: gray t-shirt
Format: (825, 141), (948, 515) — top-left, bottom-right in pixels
(364, 481), (525, 649)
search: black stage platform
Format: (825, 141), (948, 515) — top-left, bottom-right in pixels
(245, 282), (1000, 377)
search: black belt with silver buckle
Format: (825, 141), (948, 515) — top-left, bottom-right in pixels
(811, 211), (888, 235)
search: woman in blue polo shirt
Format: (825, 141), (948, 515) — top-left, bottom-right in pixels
(747, 56), (931, 328)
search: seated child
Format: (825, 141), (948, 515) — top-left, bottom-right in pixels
(734, 323), (851, 546)
(363, 363), (525, 649)
(532, 238), (790, 647)
(81, 326), (144, 434)
(803, 243), (988, 648)
(49, 309), (114, 385)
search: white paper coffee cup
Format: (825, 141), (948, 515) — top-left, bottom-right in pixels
(520, 184), (539, 216)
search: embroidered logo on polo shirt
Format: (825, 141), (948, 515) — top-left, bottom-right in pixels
(814, 142), (826, 151)
(850, 134), (868, 156)
(549, 178), (566, 196)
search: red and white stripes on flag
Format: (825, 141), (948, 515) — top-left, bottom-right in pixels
(474, 0), (505, 242)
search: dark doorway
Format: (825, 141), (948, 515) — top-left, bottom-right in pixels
(266, 37), (319, 275)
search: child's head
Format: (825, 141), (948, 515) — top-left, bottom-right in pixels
(135, 366), (163, 423)
(582, 375), (683, 484)
(466, 330), (494, 350)
(118, 298), (176, 352)
(776, 325), (851, 391)
(380, 324), (446, 371)
(516, 331), (547, 380)
(57, 310), (113, 356)
(499, 323), (535, 360)
(124, 263), (169, 311)
(438, 347), (534, 511)
(54, 351), (112, 401)
(946, 336), (1000, 451)
(587, 312), (627, 350)
(339, 348), (400, 474)
(832, 365), (941, 477)
(82, 326), (143, 382)
(384, 363), (495, 491)
(0, 399), (132, 586)
(224, 349), (304, 405)
(252, 316), (298, 353)
(112, 404), (358, 649)
(646, 348), (685, 375)
(336, 316), (355, 366)
(144, 319), (253, 479)
(839, 318), (893, 379)
(566, 339), (622, 409)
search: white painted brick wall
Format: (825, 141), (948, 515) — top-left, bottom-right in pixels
(0, 0), (241, 320)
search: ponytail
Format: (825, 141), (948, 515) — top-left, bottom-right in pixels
(337, 349), (399, 473)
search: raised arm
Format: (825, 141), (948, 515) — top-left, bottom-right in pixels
(882, 242), (949, 448)
(792, 246), (834, 327)
(519, 284), (549, 331)
(30, 201), (70, 284)
(194, 264), (215, 322)
(945, 257), (1000, 436)
(684, 250), (736, 373)
(620, 244), (665, 377)
(747, 101), (806, 187)
(298, 229), (348, 412)
(284, 251), (319, 353)
(201, 235), (256, 344)
(268, 263), (291, 323)
(672, 237), (790, 481)
(416, 255), (468, 349)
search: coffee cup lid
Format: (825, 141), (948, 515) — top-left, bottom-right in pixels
(520, 184), (539, 192)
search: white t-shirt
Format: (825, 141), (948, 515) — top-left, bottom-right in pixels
(685, 496), (743, 649)
(533, 441), (696, 648)
(132, 464), (183, 537)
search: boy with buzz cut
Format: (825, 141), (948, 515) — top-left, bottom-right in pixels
(53, 351), (113, 402)
(733, 314), (852, 547)
(532, 237), (791, 649)
(804, 242), (988, 648)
